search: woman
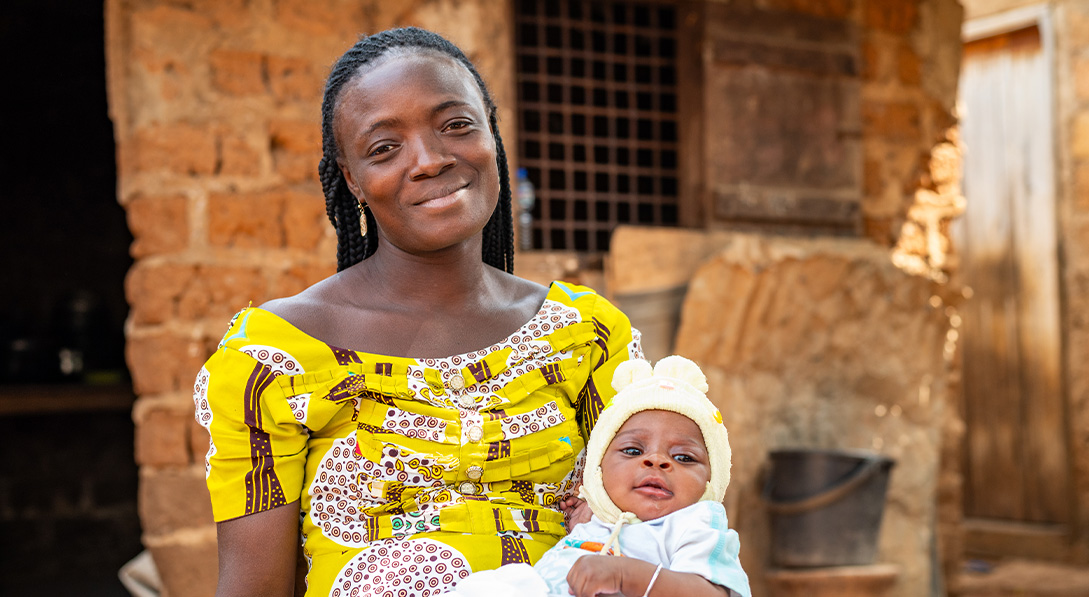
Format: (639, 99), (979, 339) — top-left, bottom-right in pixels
(194, 27), (642, 596)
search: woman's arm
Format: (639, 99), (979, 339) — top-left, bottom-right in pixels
(214, 501), (301, 597)
(565, 556), (729, 597)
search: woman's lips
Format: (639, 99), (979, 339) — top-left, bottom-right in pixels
(415, 182), (469, 208)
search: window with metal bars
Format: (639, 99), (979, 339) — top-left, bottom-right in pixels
(515, 0), (680, 252)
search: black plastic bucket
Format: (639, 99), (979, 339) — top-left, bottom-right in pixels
(763, 449), (895, 568)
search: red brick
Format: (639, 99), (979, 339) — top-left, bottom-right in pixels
(135, 406), (191, 467)
(209, 49), (267, 96)
(863, 100), (921, 141)
(270, 119), (322, 154)
(283, 193), (328, 250)
(275, 0), (363, 38)
(267, 55), (323, 103)
(148, 539), (218, 597)
(861, 38), (880, 82)
(864, 0), (918, 34)
(864, 157), (884, 199)
(175, 264), (267, 321)
(131, 122), (218, 176)
(126, 262), (197, 325)
(218, 132), (264, 177)
(127, 195), (189, 257)
(898, 44), (921, 86)
(208, 191), (285, 248)
(130, 6), (212, 74)
(127, 331), (212, 395)
(139, 466), (214, 534)
(273, 151), (318, 183)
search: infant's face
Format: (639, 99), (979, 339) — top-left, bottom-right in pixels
(600, 410), (711, 521)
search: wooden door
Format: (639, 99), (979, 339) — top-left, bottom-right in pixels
(954, 24), (1071, 558)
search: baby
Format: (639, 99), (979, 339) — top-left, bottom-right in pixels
(448, 356), (750, 597)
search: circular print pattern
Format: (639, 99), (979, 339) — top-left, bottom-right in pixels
(329, 538), (471, 597)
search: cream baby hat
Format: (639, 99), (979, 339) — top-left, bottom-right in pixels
(579, 355), (732, 524)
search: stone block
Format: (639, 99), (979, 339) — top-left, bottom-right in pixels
(275, 0), (364, 38)
(267, 55), (323, 103)
(861, 38), (881, 82)
(146, 531), (219, 597)
(126, 330), (212, 396)
(209, 49), (267, 96)
(270, 119), (322, 155)
(283, 194), (328, 250)
(218, 132), (265, 177)
(139, 466), (214, 535)
(126, 262), (198, 325)
(863, 100), (921, 141)
(897, 44), (921, 86)
(135, 405), (191, 467)
(864, 0), (918, 35)
(131, 122), (217, 176)
(127, 195), (189, 258)
(130, 6), (213, 74)
(208, 191), (285, 248)
(270, 263), (336, 299)
(174, 264), (267, 321)
(759, 0), (851, 19)
(273, 151), (318, 183)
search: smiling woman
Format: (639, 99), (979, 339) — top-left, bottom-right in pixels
(194, 27), (643, 597)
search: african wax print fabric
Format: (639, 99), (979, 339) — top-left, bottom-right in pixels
(194, 281), (643, 596)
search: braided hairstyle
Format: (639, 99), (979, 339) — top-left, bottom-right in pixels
(319, 27), (515, 273)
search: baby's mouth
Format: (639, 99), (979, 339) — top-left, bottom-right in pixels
(634, 477), (672, 497)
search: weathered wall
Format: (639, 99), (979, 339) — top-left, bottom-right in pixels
(673, 233), (953, 597)
(105, 1), (515, 594)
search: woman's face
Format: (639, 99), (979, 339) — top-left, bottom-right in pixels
(334, 52), (499, 256)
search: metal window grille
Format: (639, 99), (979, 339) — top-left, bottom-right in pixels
(515, 0), (680, 252)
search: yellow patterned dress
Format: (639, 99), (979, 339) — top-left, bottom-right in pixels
(194, 281), (642, 596)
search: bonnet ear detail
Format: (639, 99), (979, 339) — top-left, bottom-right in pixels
(611, 359), (654, 393)
(652, 355), (709, 393)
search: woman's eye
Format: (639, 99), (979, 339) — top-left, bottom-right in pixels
(446, 120), (471, 131)
(621, 447), (642, 456)
(369, 144), (394, 157)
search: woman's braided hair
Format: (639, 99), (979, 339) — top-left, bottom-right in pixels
(319, 27), (515, 273)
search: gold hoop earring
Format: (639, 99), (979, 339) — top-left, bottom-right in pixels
(358, 203), (368, 237)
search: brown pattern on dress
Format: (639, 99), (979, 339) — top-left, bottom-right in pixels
(578, 377), (605, 432)
(592, 317), (611, 367)
(326, 375), (367, 402)
(500, 535), (532, 564)
(540, 362), (566, 385)
(374, 362), (393, 376)
(520, 508), (541, 532)
(467, 360), (492, 383)
(243, 362), (287, 514)
(486, 440), (511, 461)
(510, 480), (535, 504)
(484, 409), (507, 421)
(329, 345), (362, 365)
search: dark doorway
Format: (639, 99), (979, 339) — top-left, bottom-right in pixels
(0, 0), (141, 594)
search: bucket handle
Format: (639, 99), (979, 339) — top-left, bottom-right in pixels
(762, 456), (888, 516)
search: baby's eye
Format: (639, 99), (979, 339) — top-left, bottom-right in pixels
(674, 454), (695, 463)
(621, 447), (642, 456)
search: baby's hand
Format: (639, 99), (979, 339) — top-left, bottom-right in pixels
(566, 555), (626, 597)
(558, 483), (592, 531)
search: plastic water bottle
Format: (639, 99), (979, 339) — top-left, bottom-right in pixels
(516, 168), (536, 250)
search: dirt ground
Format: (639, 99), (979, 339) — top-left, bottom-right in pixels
(951, 559), (1089, 596)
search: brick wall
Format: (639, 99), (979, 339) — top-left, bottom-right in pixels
(105, 1), (515, 594)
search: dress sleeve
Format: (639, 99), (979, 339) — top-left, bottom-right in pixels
(193, 343), (308, 522)
(663, 503), (751, 597)
(574, 294), (644, 440)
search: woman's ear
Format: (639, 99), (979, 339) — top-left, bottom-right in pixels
(337, 158), (364, 200)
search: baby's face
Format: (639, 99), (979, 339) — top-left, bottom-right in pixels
(600, 410), (711, 521)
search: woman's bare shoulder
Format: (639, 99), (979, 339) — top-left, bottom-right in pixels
(259, 270), (370, 337)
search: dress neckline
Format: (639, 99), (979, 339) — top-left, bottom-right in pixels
(247, 281), (579, 362)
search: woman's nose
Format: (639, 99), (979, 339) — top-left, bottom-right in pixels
(409, 134), (456, 179)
